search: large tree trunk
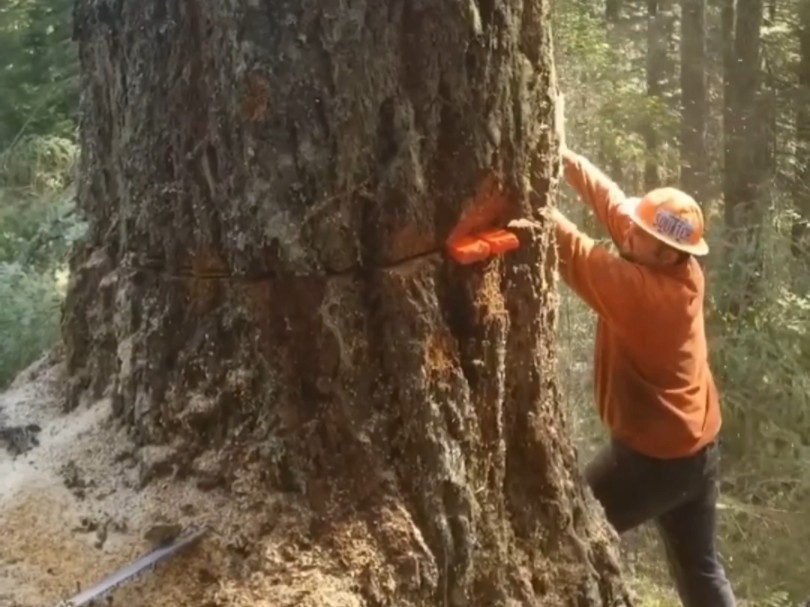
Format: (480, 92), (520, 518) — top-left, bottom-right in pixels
(62, 1), (630, 605)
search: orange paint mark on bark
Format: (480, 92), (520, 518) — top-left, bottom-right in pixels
(242, 71), (270, 122)
(184, 249), (229, 310)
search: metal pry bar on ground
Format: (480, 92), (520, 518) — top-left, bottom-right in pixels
(54, 526), (208, 607)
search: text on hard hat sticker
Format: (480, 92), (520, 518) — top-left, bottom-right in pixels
(653, 210), (694, 243)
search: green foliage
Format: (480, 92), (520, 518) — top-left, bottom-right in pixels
(0, 134), (81, 265)
(0, 133), (83, 388)
(0, 260), (64, 386)
(0, 0), (78, 146)
(552, 0), (679, 185)
(0, 133), (77, 189)
(705, 210), (810, 494)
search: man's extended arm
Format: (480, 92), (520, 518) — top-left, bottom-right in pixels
(549, 206), (647, 332)
(561, 148), (634, 247)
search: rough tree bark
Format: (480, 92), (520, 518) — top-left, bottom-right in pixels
(62, 1), (630, 605)
(792, 0), (810, 258)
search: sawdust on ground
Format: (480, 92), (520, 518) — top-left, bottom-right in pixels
(0, 352), (350, 607)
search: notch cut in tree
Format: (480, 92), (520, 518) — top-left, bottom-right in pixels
(62, 1), (631, 605)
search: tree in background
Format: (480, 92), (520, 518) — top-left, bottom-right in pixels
(722, 0), (769, 312)
(680, 0), (709, 204)
(60, 1), (630, 604)
(644, 0), (676, 190)
(793, 0), (810, 257)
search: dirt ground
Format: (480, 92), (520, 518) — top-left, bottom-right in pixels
(0, 352), (255, 607)
(0, 351), (429, 607)
(0, 357), (207, 607)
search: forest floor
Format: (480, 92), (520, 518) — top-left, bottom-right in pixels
(0, 350), (228, 606)
(0, 350), (801, 607)
(0, 350), (462, 607)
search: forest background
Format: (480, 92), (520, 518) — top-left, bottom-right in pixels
(0, 0), (808, 604)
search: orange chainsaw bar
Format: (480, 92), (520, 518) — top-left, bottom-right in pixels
(446, 228), (520, 265)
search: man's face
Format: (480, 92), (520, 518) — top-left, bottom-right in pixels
(621, 223), (681, 268)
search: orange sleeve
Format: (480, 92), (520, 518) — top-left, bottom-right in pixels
(562, 149), (633, 247)
(551, 208), (647, 331)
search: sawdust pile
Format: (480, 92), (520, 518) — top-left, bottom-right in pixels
(0, 349), (387, 607)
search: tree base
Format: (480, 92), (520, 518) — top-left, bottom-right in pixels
(59, 0), (633, 602)
(61, 219), (631, 606)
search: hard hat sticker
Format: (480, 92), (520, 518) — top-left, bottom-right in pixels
(653, 210), (694, 243)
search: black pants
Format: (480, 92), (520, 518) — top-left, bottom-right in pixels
(585, 438), (737, 607)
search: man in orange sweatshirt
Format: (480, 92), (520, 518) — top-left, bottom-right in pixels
(552, 146), (736, 607)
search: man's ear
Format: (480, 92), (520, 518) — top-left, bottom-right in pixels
(660, 243), (688, 265)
